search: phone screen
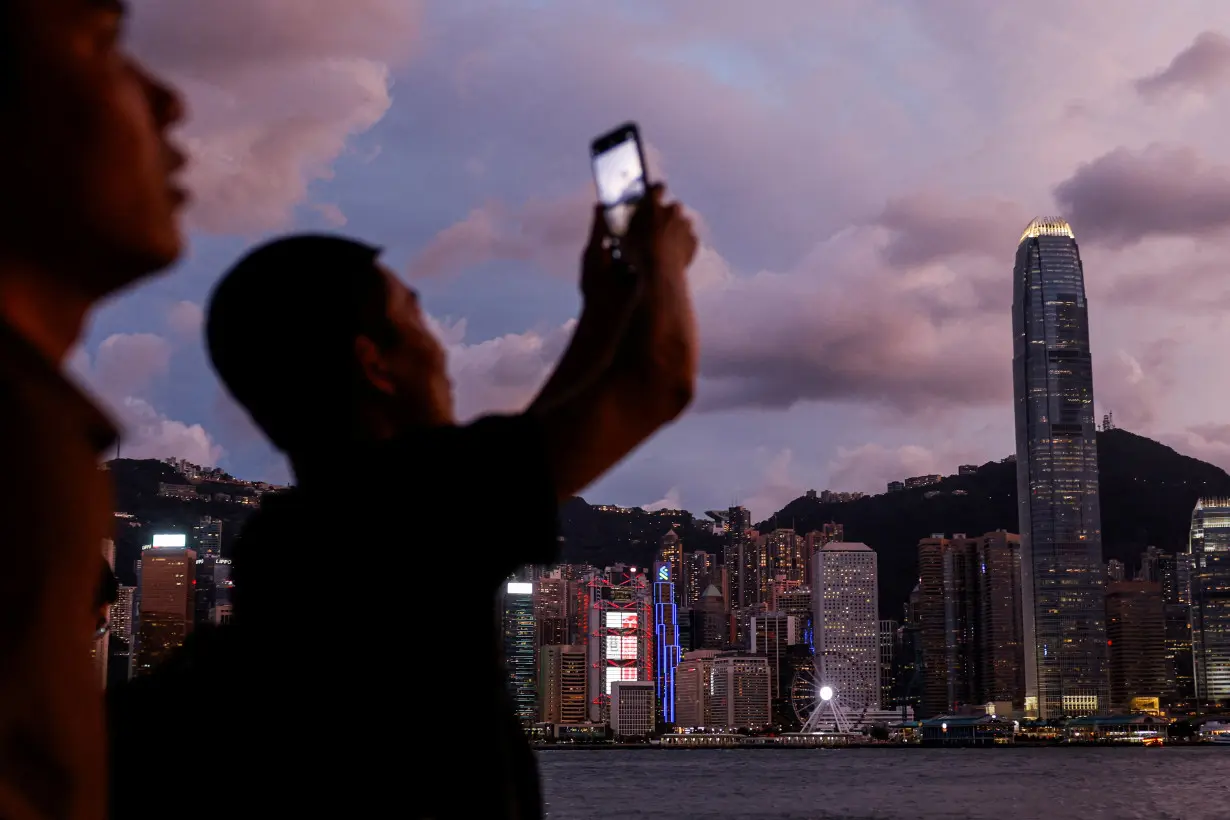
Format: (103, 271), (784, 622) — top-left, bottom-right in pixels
(592, 131), (647, 237)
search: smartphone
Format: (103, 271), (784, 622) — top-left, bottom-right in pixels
(591, 122), (649, 240)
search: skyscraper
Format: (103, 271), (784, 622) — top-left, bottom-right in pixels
(658, 529), (684, 608)
(586, 565), (653, 722)
(811, 542), (880, 711)
(723, 506), (754, 609)
(1105, 581), (1167, 713)
(1190, 497), (1230, 706)
(652, 561), (682, 725)
(502, 580), (537, 724)
(1012, 217), (1108, 719)
(135, 539), (196, 676)
(540, 644), (588, 724)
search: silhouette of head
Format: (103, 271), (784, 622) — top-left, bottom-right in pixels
(0, 0), (188, 297)
(206, 234), (454, 462)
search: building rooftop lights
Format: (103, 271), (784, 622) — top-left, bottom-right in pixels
(1019, 217), (1075, 244)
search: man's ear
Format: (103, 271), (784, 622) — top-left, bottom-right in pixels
(355, 335), (396, 395)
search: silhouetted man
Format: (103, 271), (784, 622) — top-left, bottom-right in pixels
(109, 185), (697, 818)
(0, 2), (186, 818)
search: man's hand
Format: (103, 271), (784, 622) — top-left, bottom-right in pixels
(618, 184), (699, 420)
(531, 206), (642, 409)
(529, 184), (700, 501)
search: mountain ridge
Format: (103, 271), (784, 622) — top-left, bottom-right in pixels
(104, 428), (1230, 616)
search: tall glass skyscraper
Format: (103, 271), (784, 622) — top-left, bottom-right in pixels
(652, 561), (681, 725)
(1012, 217), (1108, 719)
(502, 581), (537, 723)
(1189, 497), (1230, 705)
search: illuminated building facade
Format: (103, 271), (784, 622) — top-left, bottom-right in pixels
(586, 565), (653, 722)
(658, 530), (684, 608)
(674, 650), (721, 728)
(610, 680), (656, 737)
(722, 506), (754, 609)
(682, 550), (714, 608)
(540, 644), (588, 724)
(653, 562), (681, 725)
(534, 575), (570, 647)
(108, 585), (136, 685)
(502, 581), (537, 723)
(135, 536), (196, 676)
(811, 542), (879, 711)
(192, 515), (222, 559)
(1013, 217), (1108, 718)
(1190, 497), (1230, 704)
(709, 655), (771, 729)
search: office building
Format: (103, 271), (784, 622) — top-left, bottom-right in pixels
(535, 575), (570, 647)
(879, 619), (897, 710)
(502, 580), (537, 724)
(693, 584), (728, 650)
(586, 565), (653, 722)
(1105, 581), (1168, 713)
(1013, 217), (1108, 719)
(709, 655), (771, 729)
(917, 532), (1024, 716)
(610, 680), (656, 737)
(135, 538), (196, 676)
(107, 584), (136, 685)
(811, 542), (880, 711)
(540, 644), (588, 725)
(1155, 551), (1194, 704)
(674, 649), (722, 728)
(1190, 497), (1230, 705)
(1106, 559), (1126, 583)
(803, 524), (843, 585)
(653, 562), (682, 724)
(722, 506), (755, 609)
(192, 515), (222, 559)
(750, 612), (797, 702)
(682, 550), (714, 608)
(659, 530), (684, 608)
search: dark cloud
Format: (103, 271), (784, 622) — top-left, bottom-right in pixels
(1053, 145), (1230, 247)
(876, 192), (1027, 267)
(1136, 32), (1230, 99)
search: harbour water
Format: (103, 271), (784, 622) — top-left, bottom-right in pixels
(538, 748), (1228, 819)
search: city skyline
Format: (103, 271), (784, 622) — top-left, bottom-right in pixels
(73, 3), (1230, 520)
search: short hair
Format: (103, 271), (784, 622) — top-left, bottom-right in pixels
(205, 234), (395, 454)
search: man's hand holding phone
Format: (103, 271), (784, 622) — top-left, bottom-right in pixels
(617, 182), (699, 420)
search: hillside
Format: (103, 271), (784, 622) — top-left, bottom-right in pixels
(765, 429), (1230, 617)
(106, 458), (260, 586)
(105, 429), (1230, 618)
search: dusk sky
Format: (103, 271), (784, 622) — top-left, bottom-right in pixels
(77, 1), (1230, 518)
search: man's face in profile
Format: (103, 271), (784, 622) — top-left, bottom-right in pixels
(0, 0), (189, 295)
(376, 268), (456, 427)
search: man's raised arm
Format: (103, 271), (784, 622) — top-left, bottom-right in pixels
(529, 185), (699, 501)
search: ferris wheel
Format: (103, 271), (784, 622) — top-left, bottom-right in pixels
(790, 651), (865, 734)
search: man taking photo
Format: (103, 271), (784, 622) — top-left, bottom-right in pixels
(110, 184), (698, 818)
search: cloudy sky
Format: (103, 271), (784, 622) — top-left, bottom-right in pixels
(77, 0), (1230, 518)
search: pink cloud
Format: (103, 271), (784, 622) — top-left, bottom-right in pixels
(130, 0), (422, 233)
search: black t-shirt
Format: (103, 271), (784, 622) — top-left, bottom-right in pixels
(109, 414), (559, 819)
